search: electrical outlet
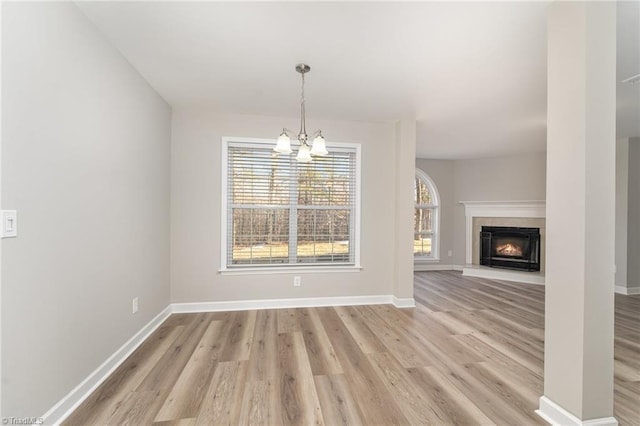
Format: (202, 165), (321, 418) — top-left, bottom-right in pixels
(0, 210), (17, 238)
(448, 250), (453, 257)
(293, 276), (301, 287)
(132, 297), (139, 314)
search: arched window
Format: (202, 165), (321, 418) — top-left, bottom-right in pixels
(414, 169), (439, 260)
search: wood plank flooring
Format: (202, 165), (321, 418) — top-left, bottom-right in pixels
(64, 271), (639, 425)
(615, 288), (640, 425)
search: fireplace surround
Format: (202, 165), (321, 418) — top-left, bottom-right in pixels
(480, 226), (541, 271)
(461, 201), (546, 285)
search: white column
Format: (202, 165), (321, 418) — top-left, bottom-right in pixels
(539, 2), (617, 424)
(393, 117), (416, 305)
(0, 1), (4, 418)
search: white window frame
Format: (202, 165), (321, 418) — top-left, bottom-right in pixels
(220, 137), (362, 274)
(414, 168), (440, 261)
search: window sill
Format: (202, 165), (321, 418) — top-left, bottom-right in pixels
(218, 265), (363, 276)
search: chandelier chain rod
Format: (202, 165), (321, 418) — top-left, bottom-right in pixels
(300, 71), (306, 140)
(274, 63), (327, 162)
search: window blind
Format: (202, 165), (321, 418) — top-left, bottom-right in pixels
(225, 140), (358, 268)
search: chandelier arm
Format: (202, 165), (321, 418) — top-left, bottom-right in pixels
(309, 129), (322, 139)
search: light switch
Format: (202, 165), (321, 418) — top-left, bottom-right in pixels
(1, 210), (17, 238)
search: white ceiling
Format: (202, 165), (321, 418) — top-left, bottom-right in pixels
(77, 1), (638, 160)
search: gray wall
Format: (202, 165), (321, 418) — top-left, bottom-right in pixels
(628, 139), (640, 288)
(615, 137), (640, 291)
(616, 0), (640, 140)
(416, 153), (547, 266)
(452, 153), (547, 264)
(1, 3), (171, 416)
(170, 109), (414, 303)
(415, 159), (455, 264)
(616, 138), (630, 288)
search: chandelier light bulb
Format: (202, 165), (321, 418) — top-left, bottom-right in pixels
(310, 133), (328, 156)
(296, 143), (313, 163)
(274, 130), (292, 154)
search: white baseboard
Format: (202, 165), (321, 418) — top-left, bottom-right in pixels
(42, 305), (172, 425)
(392, 296), (416, 308)
(536, 396), (618, 425)
(172, 294), (415, 313)
(414, 263), (455, 271)
(414, 264), (465, 272)
(615, 285), (640, 295)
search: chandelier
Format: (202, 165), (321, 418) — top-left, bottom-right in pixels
(274, 64), (327, 162)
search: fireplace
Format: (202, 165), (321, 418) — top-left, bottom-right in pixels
(480, 226), (541, 272)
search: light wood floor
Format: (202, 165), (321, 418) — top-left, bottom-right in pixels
(64, 271), (639, 425)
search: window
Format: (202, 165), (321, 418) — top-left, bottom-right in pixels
(414, 169), (439, 260)
(222, 138), (360, 270)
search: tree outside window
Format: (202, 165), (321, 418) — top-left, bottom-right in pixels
(414, 169), (439, 259)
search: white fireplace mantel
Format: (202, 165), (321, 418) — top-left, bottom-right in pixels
(460, 200), (546, 264)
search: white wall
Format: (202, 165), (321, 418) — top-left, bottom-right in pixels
(415, 159), (455, 265)
(1, 3), (171, 417)
(170, 109), (413, 303)
(451, 153), (547, 265)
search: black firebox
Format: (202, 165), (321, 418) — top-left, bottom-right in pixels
(480, 226), (541, 272)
